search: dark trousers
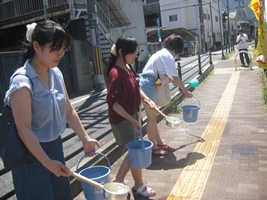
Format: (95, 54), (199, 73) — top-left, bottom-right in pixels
(239, 49), (250, 65)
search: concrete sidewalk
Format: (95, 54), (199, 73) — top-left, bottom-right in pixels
(75, 52), (267, 200)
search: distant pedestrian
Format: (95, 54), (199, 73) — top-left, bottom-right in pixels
(236, 28), (250, 67)
(3, 20), (100, 199)
(106, 36), (156, 197)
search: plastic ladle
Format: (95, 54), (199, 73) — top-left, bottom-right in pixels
(183, 78), (199, 88)
(69, 170), (103, 188)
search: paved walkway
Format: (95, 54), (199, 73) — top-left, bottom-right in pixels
(75, 52), (267, 200)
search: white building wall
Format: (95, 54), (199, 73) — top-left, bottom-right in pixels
(160, 0), (223, 49)
(160, 0), (197, 30)
(112, 0), (147, 61)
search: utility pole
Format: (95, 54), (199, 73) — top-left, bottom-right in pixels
(238, 0), (241, 25)
(195, 5), (202, 54)
(217, 0), (224, 59)
(198, 0), (206, 53)
(227, 0), (231, 51)
(209, 1), (214, 48)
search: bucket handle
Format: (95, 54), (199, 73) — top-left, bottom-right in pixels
(76, 152), (111, 173)
(134, 129), (145, 151)
(181, 96), (201, 109)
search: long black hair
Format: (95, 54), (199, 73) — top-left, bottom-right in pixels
(164, 34), (184, 54)
(19, 20), (71, 66)
(107, 36), (138, 77)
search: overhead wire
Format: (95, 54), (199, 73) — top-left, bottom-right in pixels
(160, 0), (216, 11)
(161, 0), (214, 8)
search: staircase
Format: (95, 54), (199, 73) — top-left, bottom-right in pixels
(81, 0), (131, 68)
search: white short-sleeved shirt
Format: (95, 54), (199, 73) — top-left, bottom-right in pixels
(141, 48), (177, 77)
(236, 33), (249, 50)
(4, 59), (66, 143)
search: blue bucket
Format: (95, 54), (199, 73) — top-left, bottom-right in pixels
(126, 130), (153, 169)
(76, 152), (111, 200)
(182, 96), (201, 123)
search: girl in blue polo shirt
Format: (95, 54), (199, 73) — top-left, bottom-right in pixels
(4, 20), (100, 199)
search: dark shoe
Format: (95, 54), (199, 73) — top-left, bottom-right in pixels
(241, 64), (246, 67)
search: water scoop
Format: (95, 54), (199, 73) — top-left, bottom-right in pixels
(183, 78), (199, 88)
(144, 100), (180, 128)
(70, 170), (133, 200)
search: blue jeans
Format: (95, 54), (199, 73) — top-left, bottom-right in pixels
(139, 74), (158, 104)
(12, 136), (72, 200)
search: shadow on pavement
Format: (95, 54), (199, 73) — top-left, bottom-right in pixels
(148, 152), (205, 170)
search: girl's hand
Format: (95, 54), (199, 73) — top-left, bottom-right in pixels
(131, 118), (142, 131)
(148, 99), (156, 108)
(185, 91), (193, 98)
(144, 99), (156, 108)
(46, 159), (70, 177)
(168, 76), (174, 83)
(82, 137), (101, 156)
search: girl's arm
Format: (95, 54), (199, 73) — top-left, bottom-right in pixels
(11, 88), (70, 177)
(112, 102), (141, 131)
(173, 76), (192, 98)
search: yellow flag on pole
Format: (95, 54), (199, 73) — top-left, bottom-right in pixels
(249, 0), (267, 68)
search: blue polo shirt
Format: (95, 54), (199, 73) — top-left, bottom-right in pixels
(4, 59), (66, 143)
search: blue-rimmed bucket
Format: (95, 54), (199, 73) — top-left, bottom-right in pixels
(182, 96), (201, 123)
(126, 130), (152, 169)
(76, 152), (111, 200)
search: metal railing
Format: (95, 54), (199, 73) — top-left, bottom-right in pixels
(95, 1), (121, 42)
(0, 0), (86, 21)
(0, 52), (22, 109)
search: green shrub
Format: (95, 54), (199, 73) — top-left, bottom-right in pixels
(169, 97), (182, 114)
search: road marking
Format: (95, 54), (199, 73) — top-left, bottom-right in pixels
(167, 70), (240, 200)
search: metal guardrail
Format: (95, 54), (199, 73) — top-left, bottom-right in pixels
(0, 0), (86, 21)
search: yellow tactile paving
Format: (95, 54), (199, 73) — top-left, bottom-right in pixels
(167, 71), (240, 200)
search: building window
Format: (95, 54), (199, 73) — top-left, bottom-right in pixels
(208, 14), (210, 20)
(169, 15), (177, 22)
(215, 16), (218, 22)
(203, 13), (207, 19)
